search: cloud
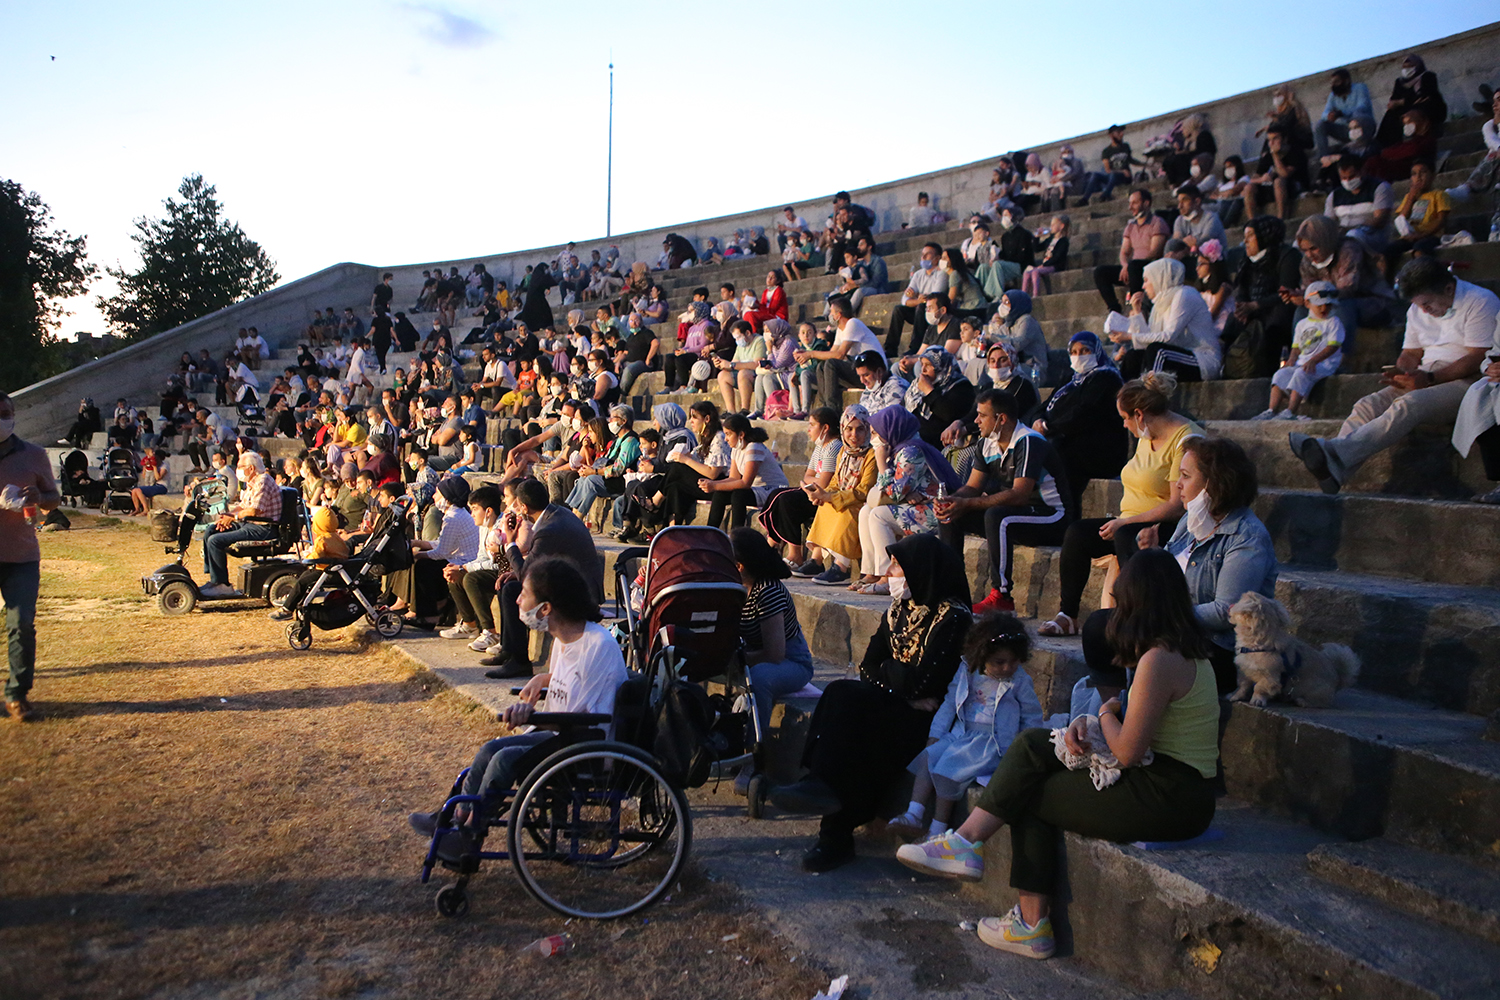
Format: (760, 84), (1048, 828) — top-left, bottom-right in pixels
(401, 4), (496, 48)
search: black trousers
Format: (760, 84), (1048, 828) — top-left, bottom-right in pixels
(661, 463), (712, 524)
(621, 474), (666, 529)
(804, 679), (935, 847)
(667, 352), (703, 390)
(707, 487), (757, 530)
(1057, 517), (1178, 618)
(372, 335), (391, 372)
(1480, 425), (1500, 482)
(412, 559), (450, 619)
(759, 487), (816, 547)
(497, 576), (530, 665)
(817, 358), (860, 410)
(939, 504), (1069, 596)
(1119, 343), (1202, 382)
(1093, 259), (1148, 314)
(448, 567), (499, 631)
(884, 304), (929, 358)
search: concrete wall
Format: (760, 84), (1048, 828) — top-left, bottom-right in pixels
(12, 262), (378, 440)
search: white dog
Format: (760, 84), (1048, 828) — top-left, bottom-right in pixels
(1226, 592), (1360, 708)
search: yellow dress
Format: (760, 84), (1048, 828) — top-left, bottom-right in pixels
(806, 450), (876, 561)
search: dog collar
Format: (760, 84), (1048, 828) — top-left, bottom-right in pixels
(1236, 645), (1277, 654)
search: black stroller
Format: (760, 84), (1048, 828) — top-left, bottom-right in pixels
(100, 447), (139, 513)
(283, 499), (414, 649)
(58, 449), (104, 509)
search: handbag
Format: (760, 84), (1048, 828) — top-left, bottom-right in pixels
(763, 389), (792, 420)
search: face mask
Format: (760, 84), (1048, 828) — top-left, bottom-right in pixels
(1070, 354), (1098, 375)
(608, 420), (622, 434)
(938, 260), (951, 272)
(999, 216), (1015, 230)
(1185, 488), (1216, 542)
(1136, 208), (1152, 222)
(1310, 254), (1333, 269)
(519, 603), (550, 632)
(919, 258), (935, 271)
(1224, 166), (1237, 180)
(1272, 96), (1286, 109)
(1401, 66), (1417, 79)
(1347, 126), (1363, 142)
(0, 417), (13, 439)
(888, 576), (911, 601)
(1189, 164), (1202, 178)
(1403, 122), (1417, 138)
(998, 301), (1011, 319)
(1248, 248), (1267, 263)
(924, 310), (939, 325)
(988, 365), (1012, 383)
(1342, 176), (1364, 192)
(1131, 418), (1150, 440)
(433, 495), (449, 513)
(235, 468), (249, 483)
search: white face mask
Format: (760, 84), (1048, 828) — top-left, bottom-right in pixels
(519, 602), (550, 632)
(1185, 488), (1216, 541)
(988, 365), (1012, 383)
(1341, 177), (1361, 192)
(1248, 248), (1268, 263)
(1401, 65), (1417, 79)
(1272, 95), (1286, 109)
(998, 301), (1011, 319)
(1310, 253), (1333, 269)
(235, 468), (250, 483)
(924, 310), (939, 325)
(1189, 164), (1202, 178)
(1347, 126), (1364, 142)
(888, 576), (911, 601)
(0, 417), (13, 440)
(1070, 354), (1097, 375)
(999, 216), (1015, 230)
(1402, 122), (1417, 138)
(608, 420), (622, 434)
(571, 415), (583, 430)
(1224, 166), (1237, 180)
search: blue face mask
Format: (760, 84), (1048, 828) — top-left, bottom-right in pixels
(919, 259), (935, 272)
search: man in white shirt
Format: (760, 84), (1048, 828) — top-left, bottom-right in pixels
(774, 206), (810, 250)
(796, 297), (884, 409)
(227, 356), (260, 404)
(344, 337), (373, 405)
(1292, 259), (1497, 494)
(885, 242), (949, 357)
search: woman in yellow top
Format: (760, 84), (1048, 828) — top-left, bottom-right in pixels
(1039, 371), (1201, 636)
(896, 548), (1219, 961)
(800, 405), (877, 587)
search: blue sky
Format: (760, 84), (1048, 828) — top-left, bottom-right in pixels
(3, 1), (1495, 337)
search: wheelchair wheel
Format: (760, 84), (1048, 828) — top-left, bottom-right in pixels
(434, 884), (469, 918)
(267, 573), (298, 609)
(746, 773), (768, 820)
(157, 581), (196, 616)
(508, 742), (690, 920)
(374, 610), (404, 639)
(286, 621), (312, 650)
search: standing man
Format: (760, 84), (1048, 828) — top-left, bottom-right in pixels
(0, 391), (60, 721)
(372, 272), (395, 316)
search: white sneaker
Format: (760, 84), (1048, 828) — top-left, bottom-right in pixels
(440, 622), (480, 640)
(468, 629), (501, 652)
(1250, 409), (1277, 421)
(1274, 410), (1298, 420)
(1446, 183), (1472, 201)
(199, 583), (237, 598)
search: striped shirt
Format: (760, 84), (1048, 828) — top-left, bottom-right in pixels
(740, 579), (803, 649)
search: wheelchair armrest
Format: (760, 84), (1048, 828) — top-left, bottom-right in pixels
(525, 712), (612, 728)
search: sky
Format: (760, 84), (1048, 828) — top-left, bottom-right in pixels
(4, 1), (1496, 339)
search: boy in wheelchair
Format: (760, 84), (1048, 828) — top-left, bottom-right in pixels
(408, 557), (627, 860)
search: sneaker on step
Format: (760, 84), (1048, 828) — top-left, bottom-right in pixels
(895, 829), (984, 881)
(886, 811), (926, 840)
(813, 565), (850, 586)
(1273, 410), (1298, 420)
(973, 589), (1015, 614)
(1474, 486), (1500, 505)
(791, 558), (824, 578)
(1250, 408), (1277, 421)
(440, 622), (480, 640)
(468, 629), (501, 652)
(977, 905), (1056, 959)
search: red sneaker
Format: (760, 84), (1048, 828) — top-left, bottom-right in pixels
(973, 589), (1015, 614)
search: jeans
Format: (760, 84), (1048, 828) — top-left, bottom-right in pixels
(463, 731), (555, 813)
(747, 634), (814, 741)
(619, 359), (652, 397)
(202, 521), (278, 587)
(1077, 170), (1129, 202)
(567, 474), (623, 517)
(1, 561), (40, 700)
(816, 358), (861, 410)
(1313, 117), (1351, 159)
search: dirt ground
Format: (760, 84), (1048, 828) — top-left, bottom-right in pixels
(0, 514), (826, 1000)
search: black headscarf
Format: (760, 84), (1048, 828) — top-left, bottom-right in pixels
(1246, 215), (1286, 255)
(887, 533), (971, 609)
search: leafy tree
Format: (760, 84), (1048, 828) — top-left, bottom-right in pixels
(98, 174), (279, 342)
(0, 179), (98, 392)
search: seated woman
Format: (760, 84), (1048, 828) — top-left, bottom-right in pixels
(1020, 214), (1070, 298)
(615, 403), (696, 540)
(978, 339), (1041, 416)
(641, 282), (669, 326)
(1366, 107), (1438, 182)
(941, 250), (988, 322)
(986, 290), (1050, 386)
(1203, 155), (1248, 225)
(1163, 113), (1217, 187)
(1031, 333), (1128, 513)
(665, 305), (715, 393)
(852, 405), (960, 595)
(897, 547), (1221, 961)
(903, 346), (976, 449)
(1375, 53), (1446, 147)
(742, 270), (788, 333)
(799, 405), (876, 586)
(657, 401), (731, 525)
(1288, 214), (1394, 342)
(715, 320), (767, 416)
(1115, 258), (1222, 381)
(406, 558), (627, 858)
(701, 237), (725, 266)
(702, 413), (789, 530)
(1039, 371), (1201, 637)
(729, 528), (814, 795)
(548, 415), (609, 505)
(770, 533), (972, 872)
(584, 349), (620, 411)
(751, 318), (798, 419)
(566, 404), (641, 530)
(763, 407), (841, 570)
(129, 448), (170, 515)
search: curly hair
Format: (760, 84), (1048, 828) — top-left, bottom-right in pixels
(962, 613), (1031, 673)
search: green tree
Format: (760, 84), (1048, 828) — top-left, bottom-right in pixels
(0, 179), (98, 392)
(98, 174), (279, 342)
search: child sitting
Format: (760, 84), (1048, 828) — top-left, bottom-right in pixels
(268, 504), (352, 621)
(793, 322), (828, 419)
(496, 358), (540, 417)
(954, 317), (987, 384)
(888, 614), (1044, 840)
(1254, 281), (1344, 421)
(445, 424), (483, 476)
(782, 231), (808, 282)
(408, 558), (627, 860)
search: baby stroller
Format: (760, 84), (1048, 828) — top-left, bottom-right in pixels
(613, 526), (768, 815)
(100, 447), (138, 513)
(283, 499), (413, 649)
(58, 449), (104, 509)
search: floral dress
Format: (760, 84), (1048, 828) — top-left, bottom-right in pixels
(877, 442), (941, 534)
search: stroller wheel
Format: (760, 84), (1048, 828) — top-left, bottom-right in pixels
(434, 884), (469, 918)
(374, 610), (404, 639)
(746, 773), (768, 820)
(286, 621), (312, 650)
(157, 581), (196, 616)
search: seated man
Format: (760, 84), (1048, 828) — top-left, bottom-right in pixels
(482, 478), (605, 678)
(854, 350), (909, 413)
(200, 452), (282, 598)
(885, 243), (949, 357)
(1093, 189), (1167, 315)
(1291, 258), (1498, 494)
(1323, 152), (1393, 252)
(408, 557), (627, 858)
(1075, 124), (1142, 205)
(1313, 67), (1374, 159)
(800, 299), (886, 410)
(935, 389), (1073, 614)
(1171, 186), (1226, 257)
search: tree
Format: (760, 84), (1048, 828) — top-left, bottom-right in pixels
(98, 174), (279, 342)
(0, 179), (98, 392)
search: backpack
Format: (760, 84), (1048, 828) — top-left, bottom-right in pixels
(651, 680), (719, 790)
(1220, 315), (1272, 381)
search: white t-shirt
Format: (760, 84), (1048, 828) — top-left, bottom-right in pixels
(346, 347), (368, 382)
(1402, 280), (1500, 372)
(232, 361), (259, 388)
(833, 318), (884, 363)
(545, 622), (628, 735)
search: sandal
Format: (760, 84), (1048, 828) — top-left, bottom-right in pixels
(858, 581), (890, 596)
(1037, 612), (1078, 637)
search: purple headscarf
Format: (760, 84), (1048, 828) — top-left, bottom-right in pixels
(868, 405), (962, 492)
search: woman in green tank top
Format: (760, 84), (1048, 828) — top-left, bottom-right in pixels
(894, 548), (1219, 961)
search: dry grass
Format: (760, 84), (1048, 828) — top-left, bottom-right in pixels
(0, 514), (824, 1000)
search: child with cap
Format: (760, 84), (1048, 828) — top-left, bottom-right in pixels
(1253, 281), (1345, 420)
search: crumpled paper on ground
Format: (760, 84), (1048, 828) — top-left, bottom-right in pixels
(1050, 715), (1153, 790)
(811, 975), (849, 999)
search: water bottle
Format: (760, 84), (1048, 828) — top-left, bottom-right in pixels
(1279, 347), (1291, 368)
(936, 481), (947, 504)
